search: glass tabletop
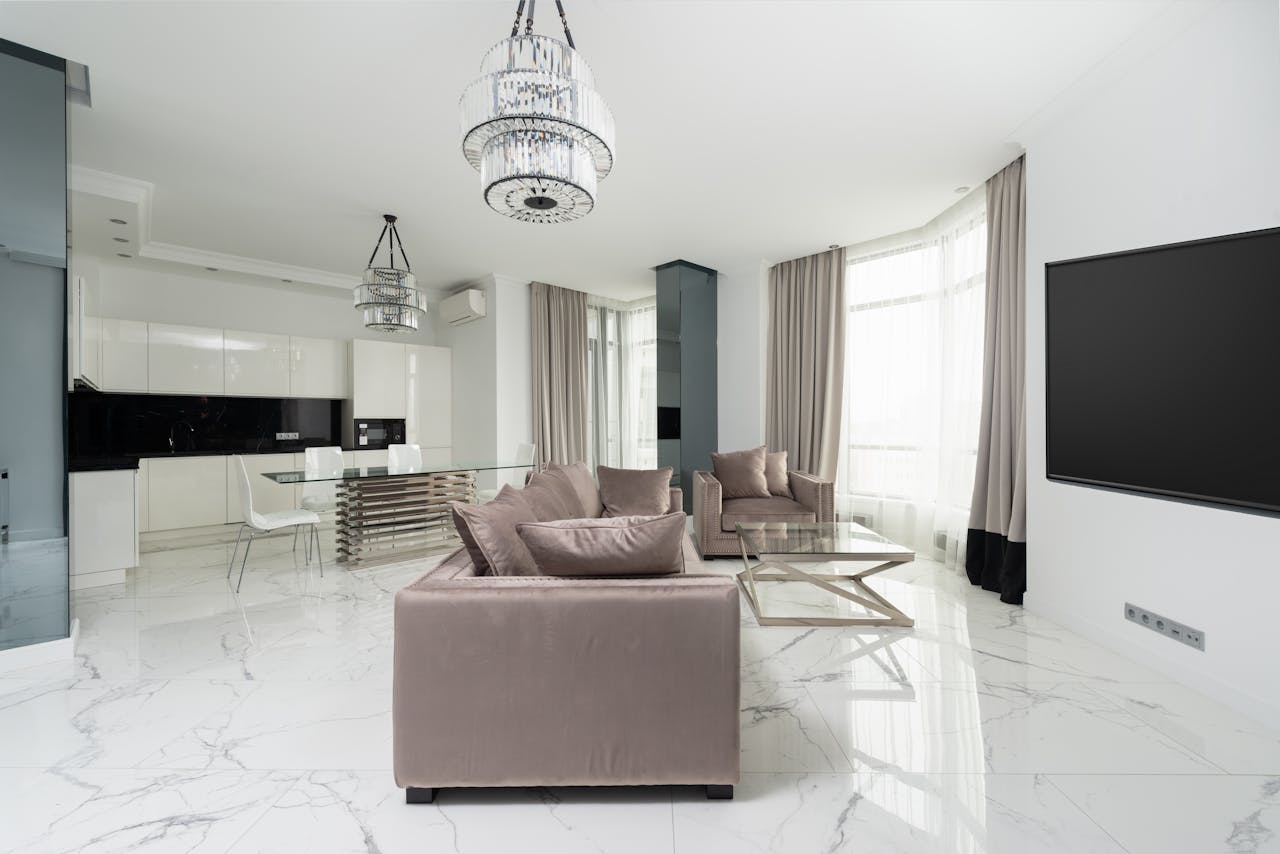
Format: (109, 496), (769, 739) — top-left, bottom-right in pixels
(261, 460), (535, 484)
(735, 521), (915, 560)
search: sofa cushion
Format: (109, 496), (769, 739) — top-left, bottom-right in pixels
(597, 465), (674, 517)
(523, 471), (577, 521)
(450, 484), (540, 576)
(711, 446), (770, 499)
(547, 461), (604, 518)
(765, 450), (793, 498)
(720, 496), (816, 532)
(517, 513), (686, 577)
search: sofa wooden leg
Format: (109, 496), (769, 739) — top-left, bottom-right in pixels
(705, 784), (733, 800)
(406, 787), (437, 804)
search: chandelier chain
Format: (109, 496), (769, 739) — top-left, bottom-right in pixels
(554, 0), (575, 48)
(525, 0), (535, 35)
(510, 0), (525, 38)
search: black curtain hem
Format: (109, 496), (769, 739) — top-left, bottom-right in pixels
(965, 529), (1026, 605)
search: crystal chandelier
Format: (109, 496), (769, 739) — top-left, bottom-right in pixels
(460, 0), (615, 223)
(354, 214), (425, 332)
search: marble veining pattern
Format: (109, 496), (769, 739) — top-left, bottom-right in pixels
(1, 530), (1278, 852)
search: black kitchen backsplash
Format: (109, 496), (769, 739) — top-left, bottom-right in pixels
(69, 390), (343, 460)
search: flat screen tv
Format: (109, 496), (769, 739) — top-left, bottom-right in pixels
(1046, 226), (1280, 515)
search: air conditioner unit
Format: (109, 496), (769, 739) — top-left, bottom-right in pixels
(439, 288), (487, 326)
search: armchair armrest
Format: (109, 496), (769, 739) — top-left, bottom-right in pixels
(691, 471), (722, 546)
(669, 487), (683, 514)
(788, 471), (835, 523)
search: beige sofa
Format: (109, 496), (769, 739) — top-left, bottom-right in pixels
(393, 489), (741, 802)
(691, 470), (835, 557)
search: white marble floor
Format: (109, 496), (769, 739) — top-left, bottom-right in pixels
(2, 530), (1278, 853)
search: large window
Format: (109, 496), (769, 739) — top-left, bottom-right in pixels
(587, 298), (657, 470)
(837, 193), (986, 569)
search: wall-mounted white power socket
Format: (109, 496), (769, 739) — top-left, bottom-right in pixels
(276, 432), (300, 440)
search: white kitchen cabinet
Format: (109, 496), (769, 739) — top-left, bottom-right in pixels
(148, 456), (228, 531)
(350, 449), (388, 469)
(419, 446), (452, 467)
(81, 314), (101, 388)
(100, 318), (149, 392)
(226, 453), (298, 523)
(406, 344), (452, 449)
(137, 458), (150, 532)
(224, 330), (290, 397)
(148, 323), (224, 395)
(290, 336), (348, 399)
(350, 339), (406, 418)
(69, 469), (138, 589)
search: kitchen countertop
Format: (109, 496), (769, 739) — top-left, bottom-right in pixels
(69, 447), (369, 471)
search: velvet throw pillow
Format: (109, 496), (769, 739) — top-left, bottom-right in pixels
(597, 465), (673, 517)
(516, 513), (686, 577)
(523, 470), (580, 520)
(546, 461), (604, 518)
(711, 446), (770, 499)
(450, 484), (540, 576)
(765, 450), (793, 498)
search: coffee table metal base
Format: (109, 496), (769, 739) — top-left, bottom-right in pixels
(737, 537), (914, 628)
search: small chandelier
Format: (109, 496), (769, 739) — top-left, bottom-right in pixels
(460, 0), (615, 223)
(354, 214), (425, 333)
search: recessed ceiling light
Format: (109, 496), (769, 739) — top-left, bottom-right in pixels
(281, 278), (293, 283)
(109, 218), (127, 225)
(205, 267), (219, 272)
(954, 186), (970, 194)
(112, 237), (128, 243)
(117, 253), (131, 258)
(829, 244), (840, 250)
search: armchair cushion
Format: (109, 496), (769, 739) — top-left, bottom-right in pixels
(710, 446), (770, 499)
(597, 465), (674, 517)
(765, 451), (793, 498)
(720, 496), (816, 533)
(517, 512), (686, 577)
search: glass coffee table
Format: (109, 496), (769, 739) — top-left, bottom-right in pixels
(735, 521), (916, 628)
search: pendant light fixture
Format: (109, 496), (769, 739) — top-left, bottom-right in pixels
(354, 214), (425, 332)
(460, 0), (615, 223)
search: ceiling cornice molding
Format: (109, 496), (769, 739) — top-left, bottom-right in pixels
(70, 165), (154, 245)
(138, 241), (355, 290)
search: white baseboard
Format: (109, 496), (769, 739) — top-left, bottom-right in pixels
(1026, 594), (1280, 729)
(0, 618), (79, 675)
(71, 568), (127, 590)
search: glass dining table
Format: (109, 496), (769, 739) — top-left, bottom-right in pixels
(262, 460), (534, 568)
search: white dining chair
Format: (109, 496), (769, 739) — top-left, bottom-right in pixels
(388, 443), (422, 473)
(300, 446), (344, 513)
(227, 455), (322, 593)
(478, 442), (537, 503)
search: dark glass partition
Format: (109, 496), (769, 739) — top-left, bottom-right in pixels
(0, 39), (70, 653)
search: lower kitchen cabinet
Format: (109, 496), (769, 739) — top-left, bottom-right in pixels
(147, 456), (228, 531)
(69, 469), (139, 588)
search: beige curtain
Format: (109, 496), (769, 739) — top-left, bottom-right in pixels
(766, 248), (846, 481)
(530, 281), (589, 468)
(966, 155), (1028, 604)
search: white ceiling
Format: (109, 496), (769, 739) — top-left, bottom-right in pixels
(3, 0), (1175, 299)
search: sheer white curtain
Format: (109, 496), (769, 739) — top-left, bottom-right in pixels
(587, 298), (657, 470)
(837, 192), (986, 570)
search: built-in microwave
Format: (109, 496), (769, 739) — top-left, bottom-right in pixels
(353, 418), (405, 450)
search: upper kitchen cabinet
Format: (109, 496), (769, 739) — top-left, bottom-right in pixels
(406, 344), (451, 449)
(224, 329), (289, 397)
(148, 323), (224, 394)
(290, 335), (347, 399)
(349, 339), (406, 418)
(99, 318), (148, 392)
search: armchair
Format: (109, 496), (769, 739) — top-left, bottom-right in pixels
(691, 469), (834, 557)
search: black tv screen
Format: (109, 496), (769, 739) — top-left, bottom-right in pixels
(1046, 226), (1280, 515)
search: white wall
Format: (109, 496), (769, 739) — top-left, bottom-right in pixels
(433, 274), (533, 490)
(93, 258), (435, 345)
(1023, 0), (1280, 720)
(716, 261), (768, 452)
